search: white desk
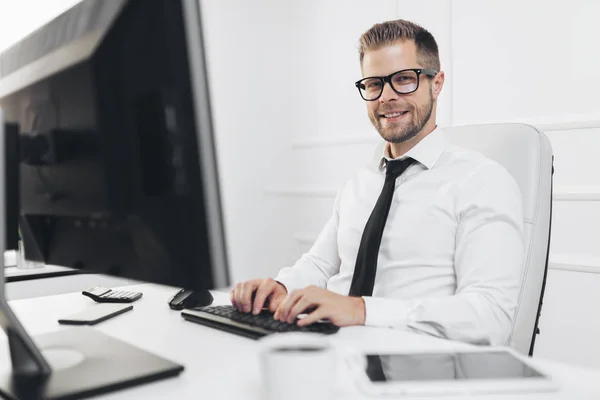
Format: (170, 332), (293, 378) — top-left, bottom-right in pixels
(4, 265), (79, 282)
(3, 251), (80, 283)
(2, 283), (600, 399)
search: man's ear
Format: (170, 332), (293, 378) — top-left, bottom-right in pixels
(431, 71), (445, 100)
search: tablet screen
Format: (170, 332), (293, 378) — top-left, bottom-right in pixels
(364, 352), (546, 382)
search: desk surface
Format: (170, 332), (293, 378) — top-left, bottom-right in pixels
(3, 251), (80, 282)
(4, 265), (79, 282)
(2, 283), (600, 399)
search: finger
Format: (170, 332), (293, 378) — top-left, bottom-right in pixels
(230, 287), (238, 309)
(234, 284), (245, 311)
(269, 293), (285, 312)
(274, 291), (302, 322)
(240, 282), (257, 313)
(287, 297), (316, 324)
(297, 307), (327, 327)
(273, 293), (289, 321)
(232, 284), (244, 310)
(252, 283), (274, 314)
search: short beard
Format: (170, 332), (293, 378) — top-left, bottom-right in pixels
(370, 92), (434, 144)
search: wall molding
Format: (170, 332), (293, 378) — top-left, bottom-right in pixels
(266, 185), (600, 202)
(294, 233), (600, 275)
(453, 115), (600, 132)
(291, 118), (600, 149)
(535, 119), (600, 132)
(291, 134), (374, 149)
(548, 254), (600, 274)
(264, 187), (337, 198)
(553, 186), (600, 201)
(455, 118), (600, 132)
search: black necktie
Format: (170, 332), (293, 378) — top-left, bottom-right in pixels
(348, 157), (415, 297)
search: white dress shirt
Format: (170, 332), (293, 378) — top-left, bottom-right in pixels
(275, 127), (525, 346)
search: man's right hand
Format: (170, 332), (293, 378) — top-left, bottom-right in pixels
(230, 278), (287, 315)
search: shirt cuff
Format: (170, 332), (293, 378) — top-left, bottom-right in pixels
(273, 275), (304, 294)
(274, 279), (292, 294)
(362, 296), (414, 328)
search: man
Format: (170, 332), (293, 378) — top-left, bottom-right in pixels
(231, 19), (524, 345)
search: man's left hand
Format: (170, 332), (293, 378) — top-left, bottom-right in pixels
(273, 286), (366, 327)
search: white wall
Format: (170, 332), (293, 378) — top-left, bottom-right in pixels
(445, 0), (600, 369)
(200, 0), (398, 281)
(199, 0), (297, 282)
(0, 0), (82, 52)
(202, 0), (600, 369)
(534, 269), (600, 370)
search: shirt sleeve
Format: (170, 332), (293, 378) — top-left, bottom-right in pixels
(362, 164), (525, 346)
(275, 188), (343, 292)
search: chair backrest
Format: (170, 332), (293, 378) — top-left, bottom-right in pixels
(443, 123), (553, 355)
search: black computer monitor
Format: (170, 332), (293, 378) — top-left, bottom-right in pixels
(0, 0), (229, 398)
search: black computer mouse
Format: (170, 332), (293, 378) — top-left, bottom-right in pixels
(168, 289), (213, 310)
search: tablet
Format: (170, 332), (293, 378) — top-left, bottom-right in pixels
(347, 347), (560, 396)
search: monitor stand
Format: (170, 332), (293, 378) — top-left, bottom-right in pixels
(0, 119), (184, 400)
(0, 326), (184, 400)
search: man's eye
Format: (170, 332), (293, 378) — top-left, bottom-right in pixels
(394, 75), (416, 85)
(366, 81), (382, 89)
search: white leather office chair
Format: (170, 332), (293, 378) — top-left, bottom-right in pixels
(444, 123), (553, 355)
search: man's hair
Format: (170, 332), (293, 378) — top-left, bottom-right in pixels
(359, 19), (440, 72)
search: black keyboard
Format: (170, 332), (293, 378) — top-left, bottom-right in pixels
(181, 305), (340, 339)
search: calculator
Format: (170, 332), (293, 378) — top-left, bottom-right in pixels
(82, 286), (143, 303)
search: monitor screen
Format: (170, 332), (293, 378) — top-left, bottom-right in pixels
(0, 0), (229, 290)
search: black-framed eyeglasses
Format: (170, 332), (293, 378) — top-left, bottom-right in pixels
(354, 68), (438, 101)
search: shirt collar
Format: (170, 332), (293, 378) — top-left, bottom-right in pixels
(377, 126), (447, 172)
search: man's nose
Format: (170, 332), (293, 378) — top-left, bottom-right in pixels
(379, 81), (399, 102)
